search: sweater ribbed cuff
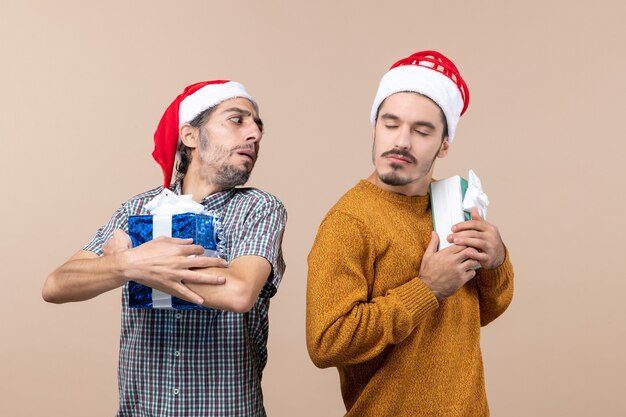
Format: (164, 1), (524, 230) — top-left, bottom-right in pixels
(390, 278), (439, 325)
(478, 247), (513, 288)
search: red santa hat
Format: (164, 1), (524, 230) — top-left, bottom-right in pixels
(370, 50), (470, 143)
(152, 80), (256, 188)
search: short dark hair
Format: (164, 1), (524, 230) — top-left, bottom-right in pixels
(174, 106), (217, 183)
(375, 92), (449, 141)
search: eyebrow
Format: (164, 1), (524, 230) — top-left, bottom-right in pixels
(380, 113), (436, 130)
(221, 107), (264, 132)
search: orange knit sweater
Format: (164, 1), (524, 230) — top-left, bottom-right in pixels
(306, 180), (514, 417)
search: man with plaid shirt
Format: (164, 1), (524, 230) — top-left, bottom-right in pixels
(43, 80), (287, 416)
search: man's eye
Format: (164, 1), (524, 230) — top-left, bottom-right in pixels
(231, 116), (242, 124)
(385, 125), (398, 129)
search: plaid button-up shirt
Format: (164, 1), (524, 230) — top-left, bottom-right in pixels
(84, 183), (287, 417)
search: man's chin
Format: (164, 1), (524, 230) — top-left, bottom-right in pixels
(215, 166), (252, 189)
(232, 172), (251, 187)
(378, 172), (411, 187)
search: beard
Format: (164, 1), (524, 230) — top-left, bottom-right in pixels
(214, 162), (251, 189)
(199, 130), (255, 189)
(379, 169), (413, 186)
(373, 139), (441, 187)
(377, 149), (418, 186)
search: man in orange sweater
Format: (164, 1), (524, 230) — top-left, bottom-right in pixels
(306, 51), (514, 416)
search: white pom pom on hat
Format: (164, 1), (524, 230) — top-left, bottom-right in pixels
(370, 50), (470, 143)
(152, 80), (256, 188)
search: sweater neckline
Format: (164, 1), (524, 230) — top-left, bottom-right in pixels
(357, 180), (431, 211)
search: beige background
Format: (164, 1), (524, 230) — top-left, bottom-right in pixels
(1, 1), (625, 416)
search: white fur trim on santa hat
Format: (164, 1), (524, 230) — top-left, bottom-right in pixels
(370, 65), (464, 142)
(179, 81), (255, 126)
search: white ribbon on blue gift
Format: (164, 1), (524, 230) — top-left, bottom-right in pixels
(144, 189), (209, 309)
(462, 169), (489, 220)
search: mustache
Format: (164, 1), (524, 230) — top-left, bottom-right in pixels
(231, 145), (256, 152)
(230, 144), (257, 154)
(381, 149), (417, 164)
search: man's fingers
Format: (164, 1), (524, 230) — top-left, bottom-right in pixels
(172, 282), (205, 305)
(470, 207), (483, 221)
(140, 279), (205, 305)
(447, 229), (481, 244)
(461, 257), (482, 271)
(180, 270), (226, 285)
(462, 268), (477, 281)
(147, 237), (212, 257)
(191, 257), (229, 268)
(451, 236), (488, 252)
(425, 232), (439, 255)
(155, 236), (194, 245)
(440, 243), (469, 255)
(464, 249), (489, 264)
(175, 244), (207, 257)
(113, 229), (132, 248)
(452, 219), (486, 233)
(182, 256), (228, 269)
(104, 229), (133, 255)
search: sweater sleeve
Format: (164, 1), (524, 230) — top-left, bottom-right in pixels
(306, 211), (439, 369)
(476, 247), (514, 326)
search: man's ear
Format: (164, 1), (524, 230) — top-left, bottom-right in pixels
(372, 118), (381, 141)
(179, 123), (199, 149)
(437, 139), (450, 158)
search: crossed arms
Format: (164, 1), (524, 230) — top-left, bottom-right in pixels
(306, 207), (513, 368)
(43, 231), (272, 313)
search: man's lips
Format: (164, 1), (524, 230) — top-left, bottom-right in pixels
(236, 148), (256, 162)
(386, 155), (411, 163)
(381, 150), (416, 164)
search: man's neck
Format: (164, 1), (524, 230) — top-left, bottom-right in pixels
(366, 171), (431, 197)
(181, 175), (224, 202)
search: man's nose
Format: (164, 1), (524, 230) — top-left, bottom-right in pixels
(394, 126), (411, 149)
(245, 121), (262, 143)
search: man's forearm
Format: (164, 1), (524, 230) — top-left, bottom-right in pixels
(306, 276), (439, 369)
(186, 255), (272, 313)
(476, 249), (514, 326)
(42, 250), (127, 303)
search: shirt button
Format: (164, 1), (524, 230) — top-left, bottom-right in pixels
(173, 388), (180, 395)
(175, 313), (182, 319)
(174, 351), (180, 357)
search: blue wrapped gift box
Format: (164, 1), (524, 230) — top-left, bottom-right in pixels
(127, 212), (222, 310)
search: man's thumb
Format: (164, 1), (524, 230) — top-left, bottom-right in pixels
(113, 229), (132, 249)
(426, 231), (439, 255)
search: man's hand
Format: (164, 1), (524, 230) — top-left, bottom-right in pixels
(187, 255), (272, 313)
(105, 229), (228, 305)
(419, 232), (481, 301)
(447, 208), (505, 270)
(104, 229), (132, 256)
